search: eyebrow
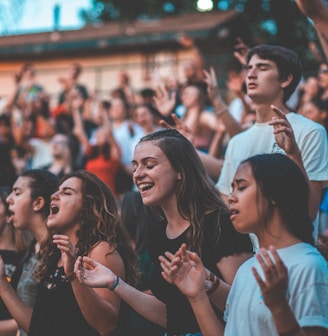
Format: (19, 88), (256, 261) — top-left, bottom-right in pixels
(12, 187), (22, 192)
(60, 187), (76, 193)
(131, 156), (157, 165)
(231, 178), (246, 188)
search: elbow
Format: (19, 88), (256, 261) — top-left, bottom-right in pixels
(97, 314), (119, 336)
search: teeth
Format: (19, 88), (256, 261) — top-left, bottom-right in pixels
(51, 205), (59, 214)
(138, 183), (154, 191)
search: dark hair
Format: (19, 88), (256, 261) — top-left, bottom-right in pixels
(0, 186), (12, 217)
(247, 45), (302, 102)
(38, 171), (138, 284)
(20, 169), (58, 218)
(241, 153), (313, 245)
(137, 129), (228, 254)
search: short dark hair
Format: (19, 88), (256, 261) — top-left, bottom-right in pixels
(247, 45), (302, 102)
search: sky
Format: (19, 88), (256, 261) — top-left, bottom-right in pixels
(0, 0), (92, 35)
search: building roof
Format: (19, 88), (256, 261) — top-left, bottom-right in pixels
(0, 10), (239, 59)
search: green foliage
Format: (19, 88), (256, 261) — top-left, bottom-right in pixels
(80, 0), (321, 71)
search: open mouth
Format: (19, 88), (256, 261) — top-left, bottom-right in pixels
(50, 204), (59, 215)
(138, 183), (154, 192)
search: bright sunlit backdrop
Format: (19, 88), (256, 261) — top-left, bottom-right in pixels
(0, 0), (91, 35)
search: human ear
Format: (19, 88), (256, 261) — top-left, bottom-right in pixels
(33, 196), (45, 212)
(280, 74), (293, 89)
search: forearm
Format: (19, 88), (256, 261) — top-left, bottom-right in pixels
(287, 151), (321, 220)
(112, 279), (167, 327)
(189, 292), (224, 336)
(208, 280), (230, 312)
(197, 150), (222, 182)
(0, 280), (33, 332)
(0, 319), (18, 336)
(270, 302), (307, 336)
(212, 98), (243, 137)
(72, 280), (119, 335)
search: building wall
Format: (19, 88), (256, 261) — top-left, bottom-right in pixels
(0, 48), (192, 107)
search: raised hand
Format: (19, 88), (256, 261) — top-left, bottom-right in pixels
(252, 246), (288, 311)
(53, 234), (78, 276)
(153, 85), (176, 117)
(159, 243), (207, 299)
(159, 114), (194, 144)
(269, 105), (300, 156)
(74, 256), (116, 289)
(233, 37), (249, 66)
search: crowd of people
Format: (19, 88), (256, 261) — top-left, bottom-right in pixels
(0, 0), (327, 335)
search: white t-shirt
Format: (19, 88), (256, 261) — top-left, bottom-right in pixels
(224, 243), (328, 335)
(217, 112), (328, 196)
(112, 120), (144, 168)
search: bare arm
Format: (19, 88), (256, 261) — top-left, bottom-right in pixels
(0, 319), (18, 336)
(204, 68), (243, 138)
(160, 244), (225, 336)
(253, 246), (327, 336)
(269, 105), (323, 220)
(296, 0), (328, 60)
(0, 257), (33, 332)
(75, 256), (167, 327)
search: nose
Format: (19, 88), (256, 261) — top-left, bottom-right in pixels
(6, 193), (12, 205)
(132, 165), (145, 180)
(51, 190), (59, 200)
(227, 190), (236, 205)
(247, 67), (256, 79)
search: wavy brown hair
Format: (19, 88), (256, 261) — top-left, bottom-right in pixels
(36, 171), (138, 285)
(138, 129), (228, 256)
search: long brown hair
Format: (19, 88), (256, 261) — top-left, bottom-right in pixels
(37, 171), (138, 284)
(138, 129), (228, 255)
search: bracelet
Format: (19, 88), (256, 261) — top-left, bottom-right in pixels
(206, 272), (220, 295)
(65, 272), (76, 282)
(278, 324), (301, 336)
(109, 275), (120, 291)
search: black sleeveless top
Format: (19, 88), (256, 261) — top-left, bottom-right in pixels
(28, 265), (98, 336)
(149, 210), (254, 336)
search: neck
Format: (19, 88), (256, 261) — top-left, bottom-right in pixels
(162, 200), (190, 239)
(256, 213), (300, 249)
(255, 102), (288, 123)
(28, 217), (48, 254)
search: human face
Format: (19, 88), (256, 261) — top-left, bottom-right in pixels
(51, 134), (69, 158)
(228, 162), (270, 236)
(181, 86), (200, 108)
(132, 141), (180, 208)
(6, 177), (35, 230)
(109, 98), (127, 121)
(134, 106), (154, 131)
(318, 63), (328, 90)
(246, 54), (286, 104)
(48, 177), (83, 233)
(301, 102), (325, 124)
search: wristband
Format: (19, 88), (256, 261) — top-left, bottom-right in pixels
(109, 275), (120, 291)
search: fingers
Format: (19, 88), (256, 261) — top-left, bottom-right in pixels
(270, 105), (288, 119)
(159, 119), (172, 129)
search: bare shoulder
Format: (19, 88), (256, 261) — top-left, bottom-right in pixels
(88, 241), (125, 276)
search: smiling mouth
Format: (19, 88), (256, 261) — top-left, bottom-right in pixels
(138, 183), (154, 192)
